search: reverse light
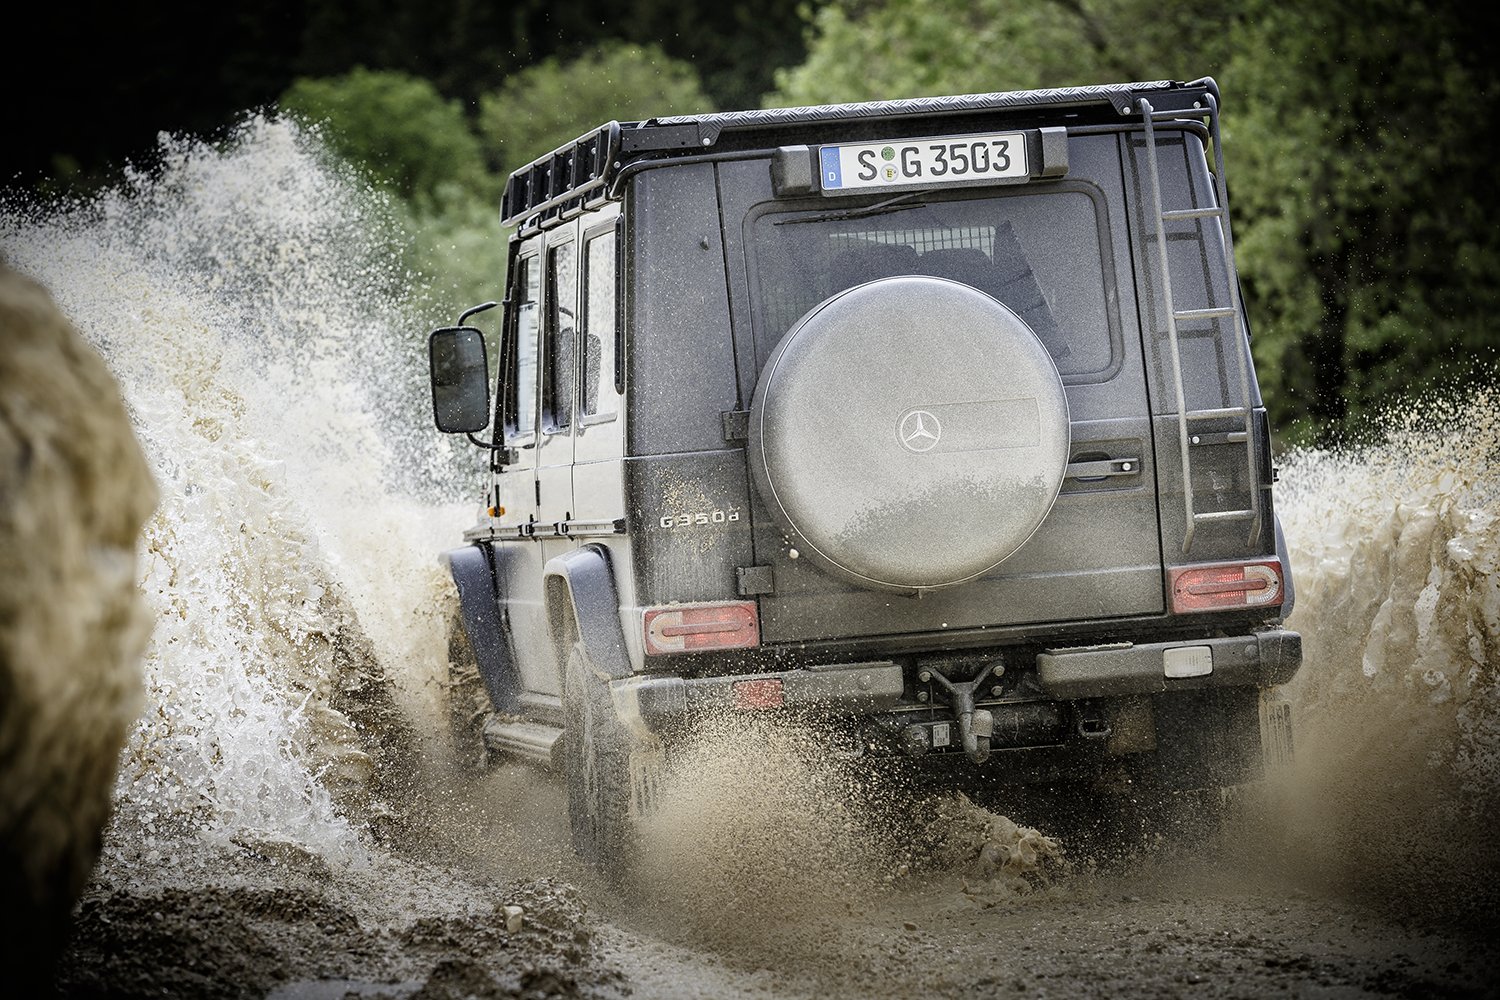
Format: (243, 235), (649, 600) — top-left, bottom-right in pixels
(1169, 560), (1284, 613)
(643, 601), (760, 655)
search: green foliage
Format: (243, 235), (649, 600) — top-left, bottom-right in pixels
(400, 191), (510, 327)
(768, 0), (1232, 106)
(1226, 0), (1500, 441)
(280, 68), (495, 208)
(279, 68), (506, 315)
(478, 42), (716, 178)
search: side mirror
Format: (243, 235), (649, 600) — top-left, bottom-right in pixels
(428, 326), (491, 434)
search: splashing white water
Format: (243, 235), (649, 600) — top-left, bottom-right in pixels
(1273, 391), (1500, 906)
(1, 116), (481, 858)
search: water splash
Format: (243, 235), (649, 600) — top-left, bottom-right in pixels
(0, 116), (478, 858)
(1273, 389), (1500, 915)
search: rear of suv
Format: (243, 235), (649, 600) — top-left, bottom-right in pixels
(426, 76), (1300, 879)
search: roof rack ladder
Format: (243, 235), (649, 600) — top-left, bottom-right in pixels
(1137, 94), (1260, 554)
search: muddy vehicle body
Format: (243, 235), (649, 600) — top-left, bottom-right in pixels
(427, 77), (1300, 876)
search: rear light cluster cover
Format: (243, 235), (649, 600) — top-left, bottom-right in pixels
(1168, 559), (1284, 614)
(643, 601), (760, 655)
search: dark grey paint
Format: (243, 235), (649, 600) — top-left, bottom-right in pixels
(543, 545), (634, 681)
(442, 544), (519, 713)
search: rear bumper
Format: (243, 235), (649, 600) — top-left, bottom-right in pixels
(1035, 628), (1301, 698)
(615, 660), (905, 733)
(613, 628), (1300, 734)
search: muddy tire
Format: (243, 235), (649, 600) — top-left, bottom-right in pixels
(562, 640), (635, 883)
(445, 607), (491, 770)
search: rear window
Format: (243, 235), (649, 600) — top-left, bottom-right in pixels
(749, 189), (1113, 377)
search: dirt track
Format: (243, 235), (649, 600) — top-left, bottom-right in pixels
(56, 759), (1497, 1000)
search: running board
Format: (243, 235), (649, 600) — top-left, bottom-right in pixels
(482, 716), (563, 769)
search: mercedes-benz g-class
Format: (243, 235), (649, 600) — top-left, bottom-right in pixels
(426, 77), (1300, 880)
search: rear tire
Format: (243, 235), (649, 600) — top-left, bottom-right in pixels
(562, 640), (636, 884)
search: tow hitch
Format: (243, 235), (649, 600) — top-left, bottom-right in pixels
(919, 663), (1004, 763)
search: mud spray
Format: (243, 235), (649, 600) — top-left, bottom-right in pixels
(1, 119), (612, 998)
(0, 116), (1496, 996)
(1270, 395), (1500, 922)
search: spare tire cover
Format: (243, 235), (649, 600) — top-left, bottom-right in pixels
(748, 275), (1070, 592)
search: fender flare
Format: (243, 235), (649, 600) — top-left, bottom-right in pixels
(544, 544), (632, 682)
(442, 543), (520, 713)
(1274, 514), (1297, 621)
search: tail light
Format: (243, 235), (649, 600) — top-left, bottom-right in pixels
(643, 601), (760, 655)
(1168, 559), (1284, 614)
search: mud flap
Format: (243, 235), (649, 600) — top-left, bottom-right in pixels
(1257, 686), (1294, 772)
(628, 742), (667, 819)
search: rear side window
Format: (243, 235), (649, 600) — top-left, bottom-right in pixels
(542, 240), (577, 433)
(750, 189), (1112, 377)
(581, 228), (619, 420)
(504, 254), (541, 443)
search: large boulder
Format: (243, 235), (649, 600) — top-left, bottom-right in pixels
(0, 265), (156, 986)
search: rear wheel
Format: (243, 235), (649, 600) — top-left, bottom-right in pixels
(1116, 687), (1268, 854)
(562, 640), (636, 883)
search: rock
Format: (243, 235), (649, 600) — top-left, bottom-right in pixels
(504, 904), (525, 934)
(0, 265), (156, 989)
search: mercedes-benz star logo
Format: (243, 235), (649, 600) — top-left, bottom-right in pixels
(898, 409), (942, 453)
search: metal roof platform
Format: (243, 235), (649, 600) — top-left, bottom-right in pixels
(500, 78), (1220, 229)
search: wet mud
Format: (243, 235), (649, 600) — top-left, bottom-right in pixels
(1, 118), (1496, 998)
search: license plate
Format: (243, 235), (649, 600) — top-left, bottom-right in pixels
(819, 131), (1029, 194)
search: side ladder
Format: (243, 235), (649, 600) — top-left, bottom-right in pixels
(1137, 94), (1261, 554)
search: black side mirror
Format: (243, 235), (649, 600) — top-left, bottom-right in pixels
(428, 326), (490, 434)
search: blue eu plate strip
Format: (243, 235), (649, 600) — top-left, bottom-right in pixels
(819, 147), (843, 190)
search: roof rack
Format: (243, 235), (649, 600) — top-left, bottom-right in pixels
(501, 122), (621, 229)
(499, 79), (1219, 230)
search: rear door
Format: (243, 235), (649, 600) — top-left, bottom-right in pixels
(718, 132), (1164, 643)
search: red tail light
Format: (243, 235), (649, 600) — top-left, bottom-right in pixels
(1169, 560), (1284, 613)
(643, 601), (760, 655)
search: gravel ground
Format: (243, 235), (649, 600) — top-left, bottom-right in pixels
(54, 758), (1497, 1000)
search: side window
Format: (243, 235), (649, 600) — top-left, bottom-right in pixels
(542, 240), (577, 433)
(505, 254), (541, 443)
(581, 228), (619, 420)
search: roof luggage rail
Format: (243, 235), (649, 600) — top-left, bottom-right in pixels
(496, 79), (1222, 231)
(501, 122), (622, 230)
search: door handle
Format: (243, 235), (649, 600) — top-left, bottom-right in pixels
(1065, 457), (1140, 481)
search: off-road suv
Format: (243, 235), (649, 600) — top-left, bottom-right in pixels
(426, 77), (1300, 878)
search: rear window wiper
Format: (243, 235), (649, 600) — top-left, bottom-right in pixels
(774, 192), (928, 226)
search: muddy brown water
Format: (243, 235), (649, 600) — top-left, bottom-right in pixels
(2, 118), (1496, 998)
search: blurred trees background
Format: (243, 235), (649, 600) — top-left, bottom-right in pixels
(6, 0), (1495, 443)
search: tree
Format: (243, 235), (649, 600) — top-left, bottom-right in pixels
(279, 68), (495, 208)
(477, 42), (715, 178)
(278, 69), (507, 317)
(767, 0), (1231, 107)
(1224, 0), (1500, 440)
